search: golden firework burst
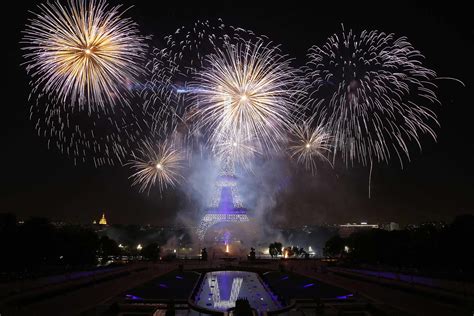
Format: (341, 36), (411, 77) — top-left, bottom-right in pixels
(128, 140), (185, 194)
(22, 0), (147, 110)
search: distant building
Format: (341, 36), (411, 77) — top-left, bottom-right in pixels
(406, 221), (446, 231)
(421, 221), (447, 230)
(51, 221), (66, 228)
(380, 222), (400, 231)
(99, 213), (108, 225)
(389, 222), (400, 231)
(339, 222), (379, 238)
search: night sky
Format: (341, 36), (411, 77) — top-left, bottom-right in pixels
(2, 1), (473, 226)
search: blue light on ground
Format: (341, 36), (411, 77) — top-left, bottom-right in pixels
(336, 294), (354, 300)
(262, 271), (354, 301)
(125, 294), (144, 301)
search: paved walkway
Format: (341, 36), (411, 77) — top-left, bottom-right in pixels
(1, 260), (471, 316)
(1, 263), (176, 316)
(282, 261), (470, 316)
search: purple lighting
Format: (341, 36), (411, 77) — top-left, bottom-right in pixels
(303, 283), (315, 288)
(197, 169), (250, 240)
(159, 283), (168, 288)
(176, 276), (184, 280)
(336, 294), (353, 300)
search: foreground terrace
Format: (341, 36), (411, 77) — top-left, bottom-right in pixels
(0, 258), (471, 316)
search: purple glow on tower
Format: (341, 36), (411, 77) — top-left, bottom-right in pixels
(197, 167), (250, 240)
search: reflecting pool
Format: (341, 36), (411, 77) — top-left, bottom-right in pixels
(194, 271), (282, 312)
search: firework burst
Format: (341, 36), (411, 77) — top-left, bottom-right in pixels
(212, 130), (260, 169)
(192, 40), (304, 156)
(306, 26), (439, 167)
(22, 0), (147, 110)
(141, 20), (269, 163)
(288, 121), (333, 173)
(128, 140), (186, 194)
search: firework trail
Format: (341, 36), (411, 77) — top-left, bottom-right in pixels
(30, 99), (165, 167)
(288, 119), (333, 174)
(127, 140), (185, 194)
(191, 40), (305, 159)
(22, 0), (147, 110)
(306, 26), (439, 169)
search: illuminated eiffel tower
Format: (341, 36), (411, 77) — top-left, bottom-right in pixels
(197, 157), (250, 240)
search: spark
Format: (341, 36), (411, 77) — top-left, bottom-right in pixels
(29, 97), (163, 167)
(212, 131), (260, 170)
(288, 121), (333, 173)
(127, 140), (185, 194)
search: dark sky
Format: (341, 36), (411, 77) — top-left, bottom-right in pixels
(2, 1), (473, 226)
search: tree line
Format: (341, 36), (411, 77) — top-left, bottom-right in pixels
(0, 214), (161, 280)
(323, 214), (474, 279)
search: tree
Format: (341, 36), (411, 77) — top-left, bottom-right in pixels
(323, 235), (345, 257)
(19, 217), (58, 268)
(201, 248), (208, 261)
(283, 246), (295, 257)
(142, 242), (160, 261)
(295, 247), (308, 258)
(248, 247), (256, 261)
(292, 246), (306, 257)
(269, 242), (283, 258)
(59, 225), (99, 266)
(444, 214), (474, 271)
(98, 236), (120, 264)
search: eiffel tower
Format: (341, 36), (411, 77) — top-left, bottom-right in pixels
(197, 158), (250, 241)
